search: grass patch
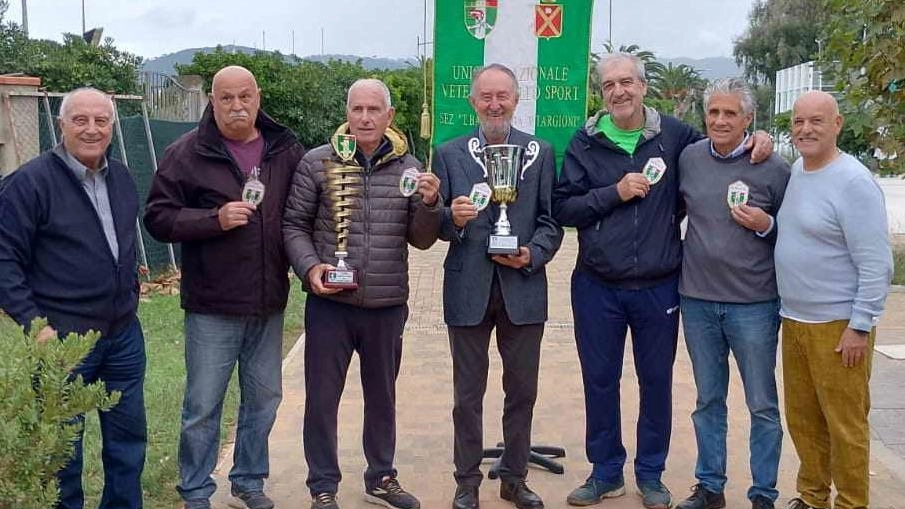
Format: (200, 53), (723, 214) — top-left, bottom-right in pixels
(895, 248), (905, 285)
(80, 279), (306, 507)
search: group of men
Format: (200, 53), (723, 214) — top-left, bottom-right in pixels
(0, 50), (891, 509)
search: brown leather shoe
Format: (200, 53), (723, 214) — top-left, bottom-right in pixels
(500, 480), (544, 509)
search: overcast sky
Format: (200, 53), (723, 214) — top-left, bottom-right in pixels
(7, 0), (755, 61)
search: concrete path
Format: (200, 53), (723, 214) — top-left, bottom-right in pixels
(210, 231), (905, 509)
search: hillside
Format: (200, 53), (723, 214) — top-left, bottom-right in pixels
(142, 45), (415, 75)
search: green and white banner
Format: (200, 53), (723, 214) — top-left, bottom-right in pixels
(432, 0), (594, 165)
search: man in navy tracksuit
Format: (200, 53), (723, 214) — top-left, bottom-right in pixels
(553, 53), (772, 508)
(0, 88), (145, 509)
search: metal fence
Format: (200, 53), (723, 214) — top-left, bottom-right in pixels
(138, 71), (206, 123)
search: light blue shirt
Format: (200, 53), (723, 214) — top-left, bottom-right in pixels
(59, 146), (119, 261)
(775, 152), (893, 331)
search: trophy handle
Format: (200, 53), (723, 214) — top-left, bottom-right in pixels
(468, 137), (488, 178)
(521, 141), (540, 180)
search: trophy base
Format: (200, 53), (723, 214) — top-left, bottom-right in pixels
(323, 267), (359, 289)
(488, 234), (519, 255)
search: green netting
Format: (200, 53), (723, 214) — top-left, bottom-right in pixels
(38, 103), (197, 275)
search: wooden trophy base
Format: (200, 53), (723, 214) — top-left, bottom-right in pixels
(323, 267), (359, 289)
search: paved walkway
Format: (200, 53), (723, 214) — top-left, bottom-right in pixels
(211, 231), (905, 509)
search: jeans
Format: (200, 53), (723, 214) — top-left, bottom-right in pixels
(571, 270), (680, 483)
(680, 296), (782, 502)
(176, 313), (283, 501)
(57, 317), (147, 509)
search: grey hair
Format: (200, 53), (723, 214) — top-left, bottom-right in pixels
(596, 52), (646, 83)
(346, 78), (392, 109)
(58, 87), (115, 121)
(704, 77), (756, 116)
(469, 63), (519, 99)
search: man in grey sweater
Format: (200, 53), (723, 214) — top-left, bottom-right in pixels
(675, 78), (790, 509)
(776, 91), (892, 509)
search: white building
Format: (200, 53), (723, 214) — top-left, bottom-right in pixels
(773, 61), (834, 159)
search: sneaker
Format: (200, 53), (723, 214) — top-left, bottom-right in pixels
(566, 477), (625, 506)
(365, 476), (421, 509)
(312, 492), (340, 509)
(184, 499), (212, 509)
(752, 496), (774, 509)
(637, 480), (672, 509)
(675, 484), (725, 509)
(229, 488), (275, 509)
(787, 498), (815, 509)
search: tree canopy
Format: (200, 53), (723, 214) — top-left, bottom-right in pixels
(0, 1), (141, 95)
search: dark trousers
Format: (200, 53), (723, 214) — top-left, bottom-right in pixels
(448, 277), (544, 486)
(57, 318), (147, 509)
(303, 295), (407, 495)
(571, 270), (679, 483)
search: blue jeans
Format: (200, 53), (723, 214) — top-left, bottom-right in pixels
(57, 317), (147, 509)
(680, 296), (782, 501)
(571, 270), (680, 483)
(177, 313), (283, 501)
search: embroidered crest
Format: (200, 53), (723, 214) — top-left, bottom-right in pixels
(535, 2), (563, 39)
(465, 0), (497, 39)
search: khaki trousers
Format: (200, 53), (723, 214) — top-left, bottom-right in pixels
(782, 318), (873, 509)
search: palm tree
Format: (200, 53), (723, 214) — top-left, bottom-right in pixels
(649, 63), (707, 120)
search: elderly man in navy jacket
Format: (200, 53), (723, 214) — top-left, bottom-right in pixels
(553, 53), (773, 508)
(0, 87), (146, 509)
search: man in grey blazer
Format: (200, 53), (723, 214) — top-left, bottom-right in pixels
(434, 63), (564, 509)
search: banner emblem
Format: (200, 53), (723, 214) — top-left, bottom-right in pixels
(465, 0), (498, 39)
(535, 3), (563, 39)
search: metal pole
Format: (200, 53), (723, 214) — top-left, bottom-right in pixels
(42, 92), (57, 146)
(20, 0), (28, 37)
(81, 0), (86, 35)
(140, 101), (177, 271)
(608, 0), (613, 44)
(111, 98), (151, 281)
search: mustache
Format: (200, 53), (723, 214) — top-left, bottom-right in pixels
(228, 112), (250, 119)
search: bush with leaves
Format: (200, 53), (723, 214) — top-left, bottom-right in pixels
(0, 315), (120, 509)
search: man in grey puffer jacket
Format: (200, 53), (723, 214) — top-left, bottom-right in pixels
(283, 78), (440, 509)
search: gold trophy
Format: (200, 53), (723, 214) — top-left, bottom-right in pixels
(468, 139), (540, 255)
(323, 134), (362, 289)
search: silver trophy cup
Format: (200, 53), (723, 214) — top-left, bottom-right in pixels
(468, 140), (540, 255)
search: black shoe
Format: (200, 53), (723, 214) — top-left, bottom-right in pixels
(675, 484), (725, 509)
(365, 476), (420, 509)
(752, 496), (774, 509)
(312, 492), (340, 509)
(500, 480), (544, 509)
(453, 485), (479, 509)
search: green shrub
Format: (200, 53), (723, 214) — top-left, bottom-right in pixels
(0, 315), (120, 509)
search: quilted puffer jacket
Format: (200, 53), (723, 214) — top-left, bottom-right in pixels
(282, 124), (440, 308)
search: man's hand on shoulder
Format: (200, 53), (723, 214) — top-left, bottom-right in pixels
(746, 130), (774, 164)
(218, 201), (256, 231)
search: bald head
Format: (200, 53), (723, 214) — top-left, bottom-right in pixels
(210, 65), (261, 142)
(792, 91), (843, 170)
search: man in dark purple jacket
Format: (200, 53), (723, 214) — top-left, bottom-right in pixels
(144, 66), (304, 509)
